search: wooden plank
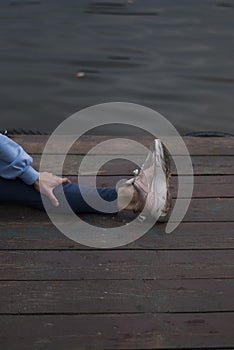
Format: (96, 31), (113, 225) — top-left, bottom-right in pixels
(0, 222), (234, 250)
(31, 154), (234, 175)
(11, 135), (234, 155)
(0, 198), (233, 222)
(0, 312), (234, 349)
(184, 198), (234, 221)
(1, 174), (234, 202)
(0, 250), (234, 280)
(76, 175), (234, 198)
(0, 279), (234, 314)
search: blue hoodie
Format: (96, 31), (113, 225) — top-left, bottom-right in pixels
(0, 134), (39, 185)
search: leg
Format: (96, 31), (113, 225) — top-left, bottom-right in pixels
(0, 177), (44, 210)
(0, 178), (118, 214)
(53, 182), (118, 214)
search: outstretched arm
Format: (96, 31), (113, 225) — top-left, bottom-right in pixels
(0, 134), (38, 184)
(0, 134), (70, 206)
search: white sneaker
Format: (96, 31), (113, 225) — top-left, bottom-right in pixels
(126, 139), (171, 222)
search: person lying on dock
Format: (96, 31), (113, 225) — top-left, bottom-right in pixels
(0, 134), (171, 222)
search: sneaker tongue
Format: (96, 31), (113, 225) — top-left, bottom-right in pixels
(134, 171), (149, 194)
(125, 178), (135, 185)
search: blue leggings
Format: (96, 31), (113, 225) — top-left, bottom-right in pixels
(0, 178), (118, 214)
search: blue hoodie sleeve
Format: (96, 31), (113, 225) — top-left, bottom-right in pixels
(0, 134), (39, 185)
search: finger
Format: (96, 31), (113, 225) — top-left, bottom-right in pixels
(54, 177), (64, 186)
(52, 176), (69, 185)
(56, 177), (71, 184)
(62, 177), (71, 183)
(47, 190), (59, 207)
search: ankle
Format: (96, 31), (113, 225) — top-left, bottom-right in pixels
(117, 185), (138, 211)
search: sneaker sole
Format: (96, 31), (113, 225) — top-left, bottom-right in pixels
(152, 139), (171, 222)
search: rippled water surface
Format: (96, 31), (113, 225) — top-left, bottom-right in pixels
(0, 0), (234, 134)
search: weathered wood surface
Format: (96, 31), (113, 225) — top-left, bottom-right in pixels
(1, 279), (234, 314)
(31, 154), (234, 175)
(73, 174), (234, 197)
(1, 313), (234, 350)
(1, 222), (234, 250)
(11, 135), (234, 155)
(0, 250), (234, 280)
(0, 198), (233, 221)
(0, 135), (234, 350)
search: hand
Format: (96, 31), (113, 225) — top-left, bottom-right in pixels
(34, 172), (71, 207)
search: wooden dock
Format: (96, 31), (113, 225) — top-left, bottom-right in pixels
(0, 135), (234, 350)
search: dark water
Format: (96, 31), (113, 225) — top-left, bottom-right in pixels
(0, 0), (234, 135)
